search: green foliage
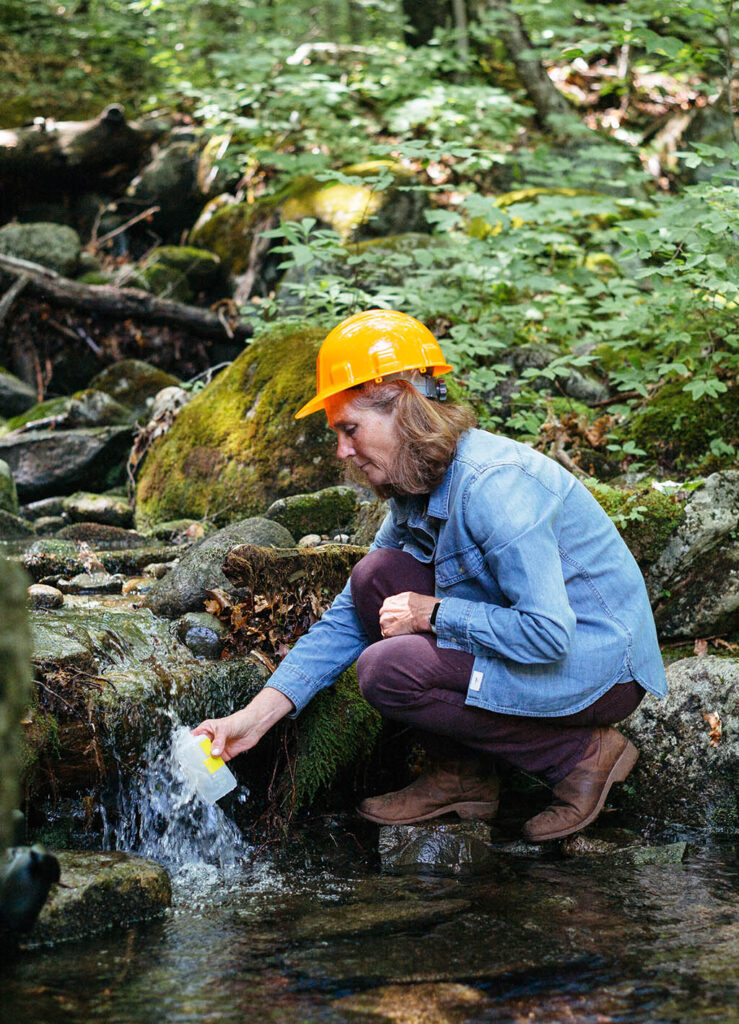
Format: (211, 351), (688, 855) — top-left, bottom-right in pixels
(588, 483), (685, 566)
(285, 666), (381, 810)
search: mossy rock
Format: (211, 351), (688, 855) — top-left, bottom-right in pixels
(134, 324), (341, 530)
(623, 381), (739, 473)
(54, 522), (148, 549)
(588, 483), (685, 567)
(265, 486), (359, 538)
(0, 458), (19, 514)
(2, 397), (70, 435)
(0, 222), (81, 275)
(138, 262), (192, 302)
(87, 360), (181, 421)
(143, 245), (224, 294)
(3, 391), (134, 434)
(0, 508), (37, 539)
(189, 194), (280, 275)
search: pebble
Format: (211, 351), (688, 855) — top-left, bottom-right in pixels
(56, 573), (125, 595)
(298, 534), (322, 548)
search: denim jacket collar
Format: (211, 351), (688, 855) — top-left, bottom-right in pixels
(393, 455), (456, 525)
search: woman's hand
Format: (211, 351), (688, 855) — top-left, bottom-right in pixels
(379, 591), (439, 637)
(191, 687), (294, 760)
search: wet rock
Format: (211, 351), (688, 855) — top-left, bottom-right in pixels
(27, 584), (64, 610)
(22, 539), (180, 582)
(0, 426), (132, 502)
(298, 533), (322, 548)
(134, 325), (341, 529)
(378, 822), (494, 875)
(0, 458), (19, 514)
(645, 471), (739, 639)
(0, 508), (36, 539)
(145, 519), (213, 543)
(0, 558), (32, 850)
(60, 492), (133, 528)
(0, 222), (81, 275)
(142, 517), (295, 618)
(56, 572), (125, 595)
(26, 851), (170, 946)
(55, 522), (147, 548)
(621, 655), (738, 830)
(174, 611), (228, 659)
(88, 360), (181, 421)
(265, 485), (359, 539)
(0, 371), (36, 418)
(1, 845), (60, 948)
(121, 576), (155, 595)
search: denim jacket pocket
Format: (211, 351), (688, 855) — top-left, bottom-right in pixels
(435, 544), (485, 587)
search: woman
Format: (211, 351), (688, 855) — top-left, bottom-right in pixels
(194, 309), (667, 841)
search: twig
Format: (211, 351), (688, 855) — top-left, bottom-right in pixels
(47, 317), (103, 357)
(90, 205), (161, 251)
(33, 679), (76, 714)
(0, 272), (30, 328)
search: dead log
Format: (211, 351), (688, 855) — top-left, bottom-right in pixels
(223, 544), (367, 594)
(0, 104), (166, 197)
(0, 253), (253, 343)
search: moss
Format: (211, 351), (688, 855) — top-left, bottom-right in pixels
(189, 194), (280, 274)
(286, 665), (382, 810)
(134, 324), (341, 529)
(88, 360), (181, 419)
(4, 396), (71, 432)
(623, 381), (739, 473)
(588, 483), (685, 566)
(266, 486), (359, 538)
(144, 245), (223, 292)
(138, 262), (192, 302)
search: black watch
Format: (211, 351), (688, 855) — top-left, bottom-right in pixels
(429, 600), (441, 631)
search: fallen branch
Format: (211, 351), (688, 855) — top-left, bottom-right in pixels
(0, 272), (30, 328)
(0, 253), (253, 343)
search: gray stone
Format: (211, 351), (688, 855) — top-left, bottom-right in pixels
(645, 472), (739, 639)
(0, 508), (36, 539)
(27, 584), (64, 610)
(142, 517), (295, 618)
(621, 655), (738, 830)
(143, 561), (177, 578)
(61, 492), (133, 528)
(26, 851), (170, 946)
(54, 522), (147, 548)
(87, 360), (181, 421)
(174, 611), (228, 659)
(0, 427), (132, 502)
(56, 572), (125, 595)
(0, 459), (19, 514)
(0, 558), (32, 850)
(265, 485), (359, 539)
(378, 822), (494, 875)
(298, 533), (322, 548)
(19, 496), (67, 521)
(353, 499), (389, 546)
(0, 372), (36, 418)
(0, 222), (81, 276)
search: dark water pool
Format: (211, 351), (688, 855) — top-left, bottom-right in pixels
(4, 834), (737, 1024)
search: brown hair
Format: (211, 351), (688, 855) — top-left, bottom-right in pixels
(346, 375), (477, 497)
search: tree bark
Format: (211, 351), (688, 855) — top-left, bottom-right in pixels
(0, 254), (253, 344)
(485, 0), (573, 128)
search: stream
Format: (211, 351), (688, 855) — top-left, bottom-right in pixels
(4, 546), (739, 1022)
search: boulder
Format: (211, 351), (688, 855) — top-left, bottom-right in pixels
(0, 459), (18, 515)
(124, 133), (202, 239)
(60, 492), (133, 529)
(265, 486), (359, 539)
(3, 390), (135, 434)
(142, 518), (295, 618)
(87, 361), (181, 421)
(0, 509), (36, 539)
(621, 656), (738, 830)
(0, 426), (132, 502)
(27, 851), (170, 946)
(134, 324), (342, 529)
(353, 499), (390, 546)
(140, 246), (224, 300)
(645, 471), (739, 639)
(27, 584), (64, 610)
(0, 222), (81, 275)
(0, 371), (36, 418)
(0, 558), (32, 851)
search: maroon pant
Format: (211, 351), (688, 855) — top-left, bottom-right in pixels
(351, 549), (645, 784)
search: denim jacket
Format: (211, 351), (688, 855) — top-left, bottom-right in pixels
(267, 429), (667, 717)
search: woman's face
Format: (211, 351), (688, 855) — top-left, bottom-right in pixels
(324, 391), (400, 488)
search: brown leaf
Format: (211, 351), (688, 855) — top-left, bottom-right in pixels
(248, 649), (277, 674)
(77, 542), (105, 573)
(204, 587), (234, 613)
(694, 638), (709, 657)
(704, 711), (722, 746)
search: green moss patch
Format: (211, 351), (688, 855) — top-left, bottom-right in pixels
(588, 483), (685, 566)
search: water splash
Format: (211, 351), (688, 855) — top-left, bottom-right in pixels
(105, 714), (251, 873)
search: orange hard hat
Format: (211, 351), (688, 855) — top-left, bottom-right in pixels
(295, 309), (453, 419)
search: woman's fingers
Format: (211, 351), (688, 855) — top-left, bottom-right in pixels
(379, 592), (439, 636)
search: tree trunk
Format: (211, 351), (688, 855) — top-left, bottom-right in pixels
(485, 0), (573, 129)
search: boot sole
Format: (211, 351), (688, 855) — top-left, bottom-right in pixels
(524, 739), (639, 842)
(356, 800), (499, 826)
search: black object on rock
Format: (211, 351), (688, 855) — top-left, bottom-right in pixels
(0, 844), (60, 952)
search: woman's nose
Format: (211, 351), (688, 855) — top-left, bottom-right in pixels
(336, 435), (354, 460)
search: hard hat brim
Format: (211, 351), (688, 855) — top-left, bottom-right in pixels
(294, 364), (454, 419)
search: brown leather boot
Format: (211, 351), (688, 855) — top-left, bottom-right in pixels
(522, 727), (638, 842)
(357, 761), (499, 825)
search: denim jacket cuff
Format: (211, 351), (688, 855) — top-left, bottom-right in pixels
(434, 596), (474, 652)
(264, 666), (318, 717)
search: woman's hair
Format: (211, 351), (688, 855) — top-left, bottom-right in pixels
(346, 372), (477, 497)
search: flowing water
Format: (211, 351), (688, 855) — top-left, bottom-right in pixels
(5, 586), (738, 1022)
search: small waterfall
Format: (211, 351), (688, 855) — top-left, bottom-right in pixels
(105, 712), (251, 873)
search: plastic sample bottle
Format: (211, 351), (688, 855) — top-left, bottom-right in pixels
(173, 727), (237, 804)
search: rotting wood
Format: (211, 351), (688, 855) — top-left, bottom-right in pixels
(0, 253), (253, 343)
